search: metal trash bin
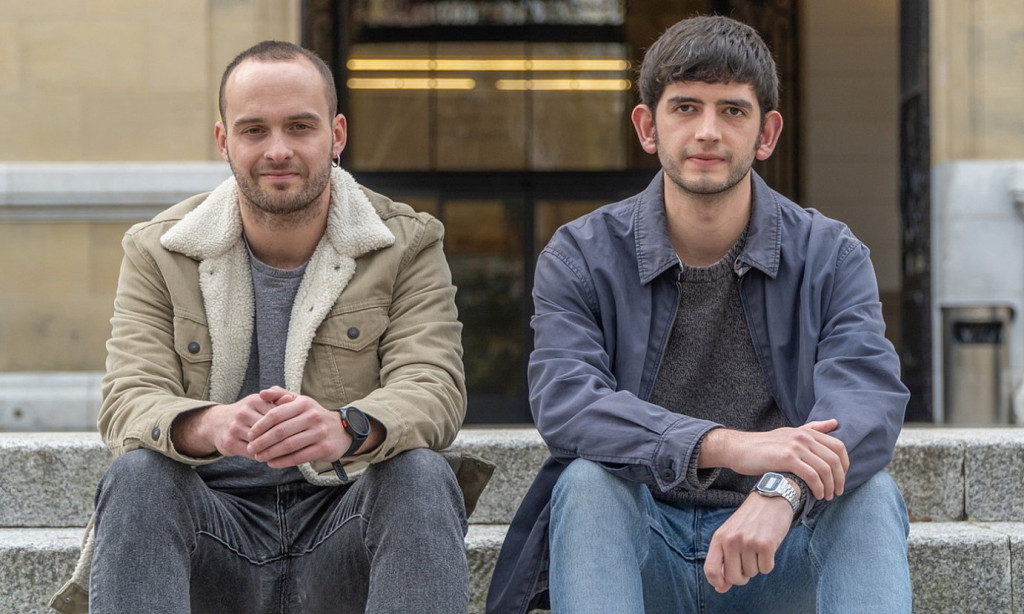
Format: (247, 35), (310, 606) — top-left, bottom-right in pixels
(942, 305), (1015, 425)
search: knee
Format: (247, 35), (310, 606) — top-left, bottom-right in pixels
(818, 471), (909, 536)
(854, 471), (909, 528)
(552, 459), (643, 516)
(97, 449), (193, 507)
(363, 449), (464, 521)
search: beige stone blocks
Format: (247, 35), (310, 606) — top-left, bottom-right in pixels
(932, 0), (1024, 161)
(0, 221), (130, 371)
(0, 0), (300, 163)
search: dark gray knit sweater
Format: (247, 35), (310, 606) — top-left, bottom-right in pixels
(648, 232), (787, 508)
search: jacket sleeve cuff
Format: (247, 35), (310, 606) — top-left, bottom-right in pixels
(651, 419), (721, 492)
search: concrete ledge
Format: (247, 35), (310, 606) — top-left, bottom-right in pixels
(0, 433), (109, 527)
(3, 523), (1019, 614)
(909, 522), (1015, 613)
(888, 429), (966, 521)
(0, 528), (82, 614)
(0, 373), (104, 432)
(8, 427), (1024, 527)
(0, 162), (230, 222)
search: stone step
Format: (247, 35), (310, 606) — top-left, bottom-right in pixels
(3, 522), (1021, 614)
(3, 427), (1024, 527)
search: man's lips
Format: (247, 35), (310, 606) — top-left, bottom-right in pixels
(687, 154), (725, 167)
(260, 170), (301, 180)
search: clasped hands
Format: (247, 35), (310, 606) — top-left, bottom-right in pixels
(173, 386), (350, 467)
(698, 419), (849, 594)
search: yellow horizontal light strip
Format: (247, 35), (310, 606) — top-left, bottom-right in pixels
(347, 78), (476, 90)
(495, 78), (631, 91)
(347, 58), (629, 72)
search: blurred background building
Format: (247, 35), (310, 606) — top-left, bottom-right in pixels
(0, 0), (1021, 427)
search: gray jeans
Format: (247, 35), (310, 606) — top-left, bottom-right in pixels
(89, 448), (469, 613)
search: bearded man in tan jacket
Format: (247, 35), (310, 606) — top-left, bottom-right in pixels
(51, 40), (485, 614)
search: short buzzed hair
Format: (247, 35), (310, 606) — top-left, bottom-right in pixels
(218, 40), (338, 121)
(638, 15), (779, 118)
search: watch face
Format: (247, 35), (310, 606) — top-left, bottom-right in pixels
(759, 473), (784, 492)
(344, 409), (371, 437)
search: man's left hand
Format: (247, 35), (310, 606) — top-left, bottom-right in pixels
(245, 386), (348, 467)
(703, 491), (794, 593)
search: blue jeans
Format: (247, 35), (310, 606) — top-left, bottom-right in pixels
(548, 459), (911, 613)
(90, 448), (469, 613)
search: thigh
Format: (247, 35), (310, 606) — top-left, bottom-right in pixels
(92, 451), (289, 614)
(283, 483), (369, 613)
(284, 450), (468, 614)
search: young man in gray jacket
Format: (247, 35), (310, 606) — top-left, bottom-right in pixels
(488, 15), (910, 614)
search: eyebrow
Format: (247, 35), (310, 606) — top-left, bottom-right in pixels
(666, 96), (754, 110)
(232, 112), (322, 130)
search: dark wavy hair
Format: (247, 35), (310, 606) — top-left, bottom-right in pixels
(638, 15), (779, 118)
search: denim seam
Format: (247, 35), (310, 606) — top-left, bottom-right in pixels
(278, 513), (370, 558)
(193, 530), (287, 566)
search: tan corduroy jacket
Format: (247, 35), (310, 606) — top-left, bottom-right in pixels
(50, 167), (491, 613)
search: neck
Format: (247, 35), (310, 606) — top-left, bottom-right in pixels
(664, 172), (752, 267)
(240, 197), (329, 269)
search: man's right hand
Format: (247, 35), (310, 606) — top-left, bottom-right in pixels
(698, 419), (849, 500)
(171, 394), (276, 458)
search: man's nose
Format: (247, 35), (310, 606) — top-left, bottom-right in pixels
(264, 132), (294, 161)
(695, 112), (722, 141)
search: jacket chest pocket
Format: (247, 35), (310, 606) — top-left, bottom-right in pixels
(173, 315), (212, 400)
(304, 307), (389, 407)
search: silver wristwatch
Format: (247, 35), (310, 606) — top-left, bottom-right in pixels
(752, 472), (801, 513)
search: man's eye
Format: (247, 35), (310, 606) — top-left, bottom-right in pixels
(724, 107), (746, 117)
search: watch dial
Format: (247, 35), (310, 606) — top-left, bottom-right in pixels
(347, 409), (371, 435)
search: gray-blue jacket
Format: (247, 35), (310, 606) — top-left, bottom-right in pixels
(486, 171), (909, 613)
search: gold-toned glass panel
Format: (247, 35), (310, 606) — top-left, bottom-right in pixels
(346, 42), (629, 171)
(535, 200), (606, 253)
(354, 0), (625, 26)
(529, 43), (629, 170)
(435, 42), (529, 170)
(347, 43), (432, 171)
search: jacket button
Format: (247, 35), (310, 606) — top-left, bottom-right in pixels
(187, 342), (200, 354)
(347, 327), (360, 340)
(661, 468), (675, 481)
(151, 427), (161, 441)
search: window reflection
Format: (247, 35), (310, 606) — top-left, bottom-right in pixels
(443, 200), (526, 411)
(347, 42), (629, 171)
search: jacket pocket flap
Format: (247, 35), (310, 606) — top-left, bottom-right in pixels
(173, 315), (213, 363)
(315, 308), (389, 352)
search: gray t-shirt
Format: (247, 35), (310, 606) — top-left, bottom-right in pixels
(195, 243), (308, 488)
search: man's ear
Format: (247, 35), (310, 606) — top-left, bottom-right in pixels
(332, 114), (348, 158)
(214, 121), (230, 163)
(755, 110), (783, 161)
(630, 104), (658, 154)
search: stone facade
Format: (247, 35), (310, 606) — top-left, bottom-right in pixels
(0, 1), (298, 371)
